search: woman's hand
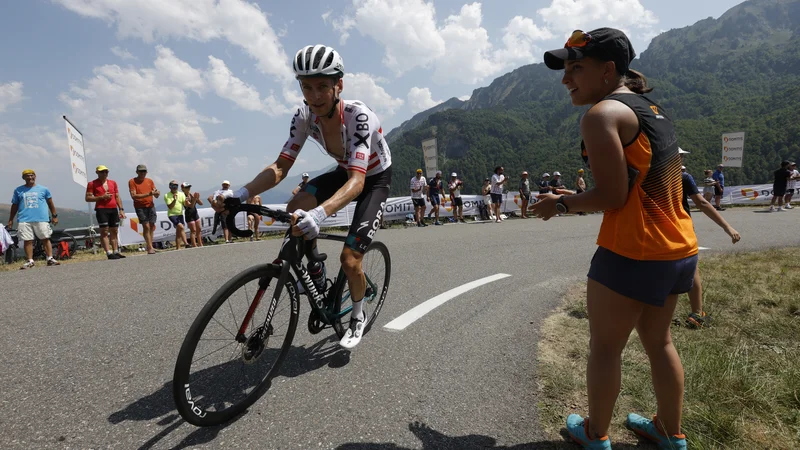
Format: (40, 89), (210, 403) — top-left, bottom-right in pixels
(529, 193), (560, 221)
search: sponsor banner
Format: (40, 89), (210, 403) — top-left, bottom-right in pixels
(64, 118), (89, 187)
(118, 184), (782, 245)
(421, 137), (438, 178)
(722, 131), (745, 168)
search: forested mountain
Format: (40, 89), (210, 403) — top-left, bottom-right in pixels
(386, 0), (800, 196)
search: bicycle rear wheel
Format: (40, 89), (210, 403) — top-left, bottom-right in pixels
(173, 263), (299, 426)
(332, 241), (391, 338)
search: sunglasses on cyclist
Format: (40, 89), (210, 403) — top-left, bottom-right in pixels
(169, 184), (179, 189)
(565, 30), (591, 48)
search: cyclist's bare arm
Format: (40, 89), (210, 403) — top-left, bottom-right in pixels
(244, 156), (294, 197)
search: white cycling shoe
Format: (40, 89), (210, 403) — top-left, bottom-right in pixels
(339, 312), (366, 349)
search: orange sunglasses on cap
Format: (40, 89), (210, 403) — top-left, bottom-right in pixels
(565, 30), (592, 48)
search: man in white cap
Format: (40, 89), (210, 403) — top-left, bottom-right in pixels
(518, 171), (531, 218)
(448, 172), (464, 222)
(538, 173), (551, 197)
(292, 173), (311, 197)
(209, 180), (234, 243)
(549, 171), (566, 191)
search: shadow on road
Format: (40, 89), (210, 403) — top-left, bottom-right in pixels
(108, 334), (349, 449)
(336, 421), (648, 450)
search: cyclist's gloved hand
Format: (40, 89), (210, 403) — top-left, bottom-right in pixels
(293, 206), (327, 239)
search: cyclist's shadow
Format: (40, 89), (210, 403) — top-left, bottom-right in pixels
(107, 334), (349, 449)
(336, 421), (648, 450)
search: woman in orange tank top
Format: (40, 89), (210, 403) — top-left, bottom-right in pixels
(532, 28), (695, 450)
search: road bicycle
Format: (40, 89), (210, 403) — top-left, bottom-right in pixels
(173, 202), (391, 426)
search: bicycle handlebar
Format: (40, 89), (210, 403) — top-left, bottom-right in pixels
(224, 201), (293, 238)
(223, 200), (327, 263)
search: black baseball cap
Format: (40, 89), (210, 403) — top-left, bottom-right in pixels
(544, 28), (636, 74)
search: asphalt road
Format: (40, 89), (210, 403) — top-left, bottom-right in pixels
(0, 208), (796, 449)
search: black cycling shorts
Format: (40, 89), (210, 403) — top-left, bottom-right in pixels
(452, 197), (463, 207)
(303, 166), (392, 253)
(96, 208), (120, 228)
(412, 198), (425, 208)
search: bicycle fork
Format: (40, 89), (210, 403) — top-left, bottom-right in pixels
(235, 261), (289, 344)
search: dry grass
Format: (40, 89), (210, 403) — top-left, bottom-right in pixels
(537, 248), (800, 449)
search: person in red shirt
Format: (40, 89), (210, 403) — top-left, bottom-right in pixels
(86, 165), (127, 259)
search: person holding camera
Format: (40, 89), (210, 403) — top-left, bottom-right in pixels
(86, 165), (126, 259)
(448, 172), (465, 223)
(129, 164), (160, 254)
(165, 180), (188, 250)
(181, 182), (203, 248)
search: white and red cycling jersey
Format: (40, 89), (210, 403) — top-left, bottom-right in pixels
(279, 100), (392, 177)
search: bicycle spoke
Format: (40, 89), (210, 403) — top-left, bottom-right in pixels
(192, 341), (239, 365)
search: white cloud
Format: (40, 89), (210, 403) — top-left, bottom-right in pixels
(458, 94), (470, 101)
(111, 46), (136, 60)
(0, 81), (24, 113)
(55, 0), (297, 101)
(333, 0), (445, 73)
(154, 46), (205, 94)
(537, 0), (658, 35)
(327, 1), (553, 84)
(205, 56), (291, 116)
(407, 87), (441, 113)
(344, 73), (404, 119)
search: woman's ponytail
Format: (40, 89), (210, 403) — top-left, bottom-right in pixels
(622, 69), (653, 94)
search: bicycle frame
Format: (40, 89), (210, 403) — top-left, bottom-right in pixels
(225, 203), (379, 340)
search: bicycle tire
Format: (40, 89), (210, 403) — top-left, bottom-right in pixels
(332, 241), (391, 339)
(173, 263), (300, 427)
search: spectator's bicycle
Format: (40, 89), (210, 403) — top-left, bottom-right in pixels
(3, 228), (77, 264)
(173, 202), (391, 427)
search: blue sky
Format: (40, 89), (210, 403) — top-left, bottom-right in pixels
(1, 0), (745, 209)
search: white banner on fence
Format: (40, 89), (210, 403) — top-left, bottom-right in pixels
(722, 131), (745, 168)
(64, 117), (89, 187)
(117, 184), (780, 245)
(421, 137), (438, 178)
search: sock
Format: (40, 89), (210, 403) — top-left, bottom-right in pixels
(107, 251), (113, 256)
(28, 259), (34, 264)
(352, 300), (364, 321)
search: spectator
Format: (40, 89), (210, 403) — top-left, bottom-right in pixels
(538, 28), (697, 448)
(182, 182), (203, 248)
(549, 171), (566, 191)
(784, 162), (799, 209)
(209, 180), (234, 243)
(427, 170), (443, 226)
(481, 178), (492, 220)
(576, 169), (587, 194)
(712, 164), (725, 210)
(538, 173), (552, 197)
(86, 165), (126, 259)
(410, 169), (427, 227)
(680, 150), (740, 329)
(292, 173), (310, 197)
(769, 160), (792, 212)
(128, 164), (160, 255)
(701, 169), (716, 203)
(448, 172), (465, 223)
(490, 166), (507, 223)
(519, 171), (531, 219)
(165, 180), (188, 249)
(247, 194), (263, 241)
(6, 169), (60, 269)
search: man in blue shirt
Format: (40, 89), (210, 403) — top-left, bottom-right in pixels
(6, 169), (60, 269)
(712, 164), (725, 211)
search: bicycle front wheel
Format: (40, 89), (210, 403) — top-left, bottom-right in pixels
(173, 263), (299, 427)
(332, 241), (391, 338)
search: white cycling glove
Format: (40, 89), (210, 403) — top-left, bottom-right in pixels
(293, 206), (327, 239)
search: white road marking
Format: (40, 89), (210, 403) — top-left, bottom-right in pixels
(383, 273), (512, 331)
(699, 246), (710, 250)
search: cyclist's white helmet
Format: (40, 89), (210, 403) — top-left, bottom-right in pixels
(293, 45), (344, 79)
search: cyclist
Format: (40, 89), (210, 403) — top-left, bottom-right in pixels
(216, 45), (391, 349)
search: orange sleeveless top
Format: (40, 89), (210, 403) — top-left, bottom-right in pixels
(588, 93), (697, 261)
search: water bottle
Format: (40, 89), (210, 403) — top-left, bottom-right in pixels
(308, 261), (326, 295)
